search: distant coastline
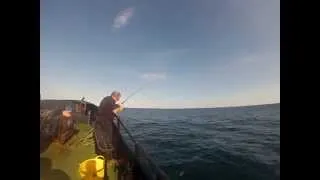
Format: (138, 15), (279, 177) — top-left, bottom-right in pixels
(127, 103), (280, 110)
(41, 99), (279, 110)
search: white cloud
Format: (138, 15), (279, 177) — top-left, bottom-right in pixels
(140, 72), (167, 80)
(112, 7), (135, 29)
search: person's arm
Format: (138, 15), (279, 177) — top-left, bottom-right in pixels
(112, 103), (124, 114)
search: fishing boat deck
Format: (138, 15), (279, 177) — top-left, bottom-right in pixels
(40, 99), (170, 180)
(40, 123), (96, 180)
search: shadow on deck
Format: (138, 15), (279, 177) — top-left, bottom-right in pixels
(40, 157), (71, 180)
(40, 134), (53, 154)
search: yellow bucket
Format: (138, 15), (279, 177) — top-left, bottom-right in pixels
(79, 156), (105, 179)
(79, 156), (119, 180)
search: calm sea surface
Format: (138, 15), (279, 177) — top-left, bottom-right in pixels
(121, 103), (280, 180)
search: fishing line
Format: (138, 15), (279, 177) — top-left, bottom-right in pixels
(121, 80), (154, 104)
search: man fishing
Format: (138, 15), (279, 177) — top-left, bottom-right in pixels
(94, 91), (124, 156)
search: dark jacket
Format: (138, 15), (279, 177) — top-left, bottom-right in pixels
(96, 96), (119, 122)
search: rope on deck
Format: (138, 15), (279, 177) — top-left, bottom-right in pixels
(67, 128), (95, 147)
(69, 126), (114, 155)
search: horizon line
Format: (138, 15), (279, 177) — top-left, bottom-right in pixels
(41, 98), (279, 109)
(123, 102), (280, 110)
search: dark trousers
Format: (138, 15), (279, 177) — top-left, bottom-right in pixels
(93, 117), (114, 155)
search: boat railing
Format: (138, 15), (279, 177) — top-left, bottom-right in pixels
(114, 115), (170, 180)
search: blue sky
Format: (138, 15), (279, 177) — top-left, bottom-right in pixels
(40, 0), (279, 108)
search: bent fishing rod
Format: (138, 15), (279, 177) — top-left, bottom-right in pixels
(120, 81), (152, 104)
(112, 83), (150, 143)
(114, 81), (152, 129)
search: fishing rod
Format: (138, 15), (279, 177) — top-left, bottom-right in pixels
(121, 81), (153, 104)
(115, 81), (153, 131)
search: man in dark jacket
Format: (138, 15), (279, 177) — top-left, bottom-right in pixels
(94, 91), (124, 156)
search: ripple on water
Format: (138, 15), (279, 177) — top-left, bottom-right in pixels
(121, 104), (280, 180)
